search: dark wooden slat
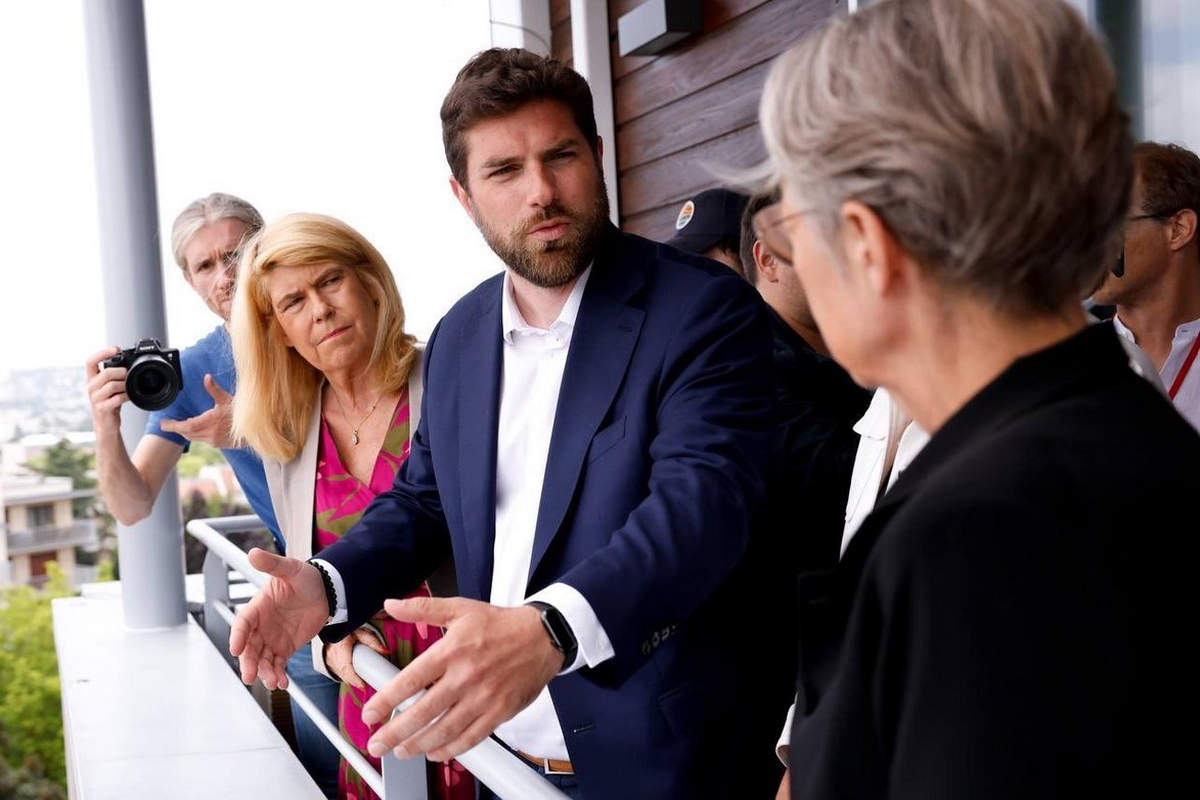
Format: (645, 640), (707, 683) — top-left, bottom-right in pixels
(611, 34), (657, 81)
(614, 0), (835, 125)
(622, 203), (687, 241)
(608, 0), (771, 35)
(551, 0), (570, 27)
(620, 123), (765, 216)
(617, 60), (770, 171)
(551, 18), (573, 64)
(609, 0), (771, 78)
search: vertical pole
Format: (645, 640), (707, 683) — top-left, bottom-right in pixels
(1095, 0), (1143, 139)
(82, 0), (186, 629)
(570, 0), (620, 225)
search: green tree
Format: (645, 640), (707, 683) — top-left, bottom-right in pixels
(0, 563), (73, 793)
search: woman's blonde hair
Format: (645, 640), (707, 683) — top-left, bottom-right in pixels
(231, 213), (418, 462)
(758, 0), (1131, 317)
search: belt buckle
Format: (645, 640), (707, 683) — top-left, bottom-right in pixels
(542, 757), (572, 776)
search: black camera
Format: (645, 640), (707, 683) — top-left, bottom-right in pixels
(102, 338), (183, 411)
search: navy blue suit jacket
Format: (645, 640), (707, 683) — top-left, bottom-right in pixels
(319, 227), (788, 797)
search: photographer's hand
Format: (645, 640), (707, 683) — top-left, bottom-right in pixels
(86, 347), (127, 433)
(86, 346), (184, 526)
(161, 374), (237, 448)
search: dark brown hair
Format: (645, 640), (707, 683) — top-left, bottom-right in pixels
(440, 48), (599, 187)
(1135, 141), (1200, 218)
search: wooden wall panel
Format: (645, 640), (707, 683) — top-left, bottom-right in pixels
(550, 0), (843, 242)
(615, 0), (833, 125)
(621, 124), (765, 216)
(613, 0), (843, 241)
(616, 60), (769, 171)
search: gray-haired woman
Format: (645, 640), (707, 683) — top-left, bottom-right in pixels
(757, 0), (1199, 797)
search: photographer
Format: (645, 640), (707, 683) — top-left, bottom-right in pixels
(84, 194), (341, 799)
(85, 193), (277, 538)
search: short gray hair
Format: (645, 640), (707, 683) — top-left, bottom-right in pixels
(759, 0), (1131, 316)
(170, 193), (263, 271)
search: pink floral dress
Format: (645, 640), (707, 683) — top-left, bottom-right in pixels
(313, 390), (473, 800)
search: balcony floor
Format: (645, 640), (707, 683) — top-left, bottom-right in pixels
(53, 581), (323, 799)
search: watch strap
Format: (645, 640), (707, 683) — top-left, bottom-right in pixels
(528, 601), (578, 669)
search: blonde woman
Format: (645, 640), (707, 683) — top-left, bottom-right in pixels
(231, 214), (471, 800)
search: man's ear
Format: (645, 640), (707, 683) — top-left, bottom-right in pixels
(449, 176), (475, 221)
(840, 200), (905, 297)
(1168, 208), (1198, 252)
(753, 240), (780, 283)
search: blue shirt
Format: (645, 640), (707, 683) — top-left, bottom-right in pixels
(146, 325), (282, 551)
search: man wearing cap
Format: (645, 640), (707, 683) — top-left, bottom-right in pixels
(665, 187), (749, 276)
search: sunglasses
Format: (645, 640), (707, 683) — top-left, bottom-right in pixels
(1112, 209), (1180, 277)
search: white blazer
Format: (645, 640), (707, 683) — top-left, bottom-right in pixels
(261, 346), (424, 677)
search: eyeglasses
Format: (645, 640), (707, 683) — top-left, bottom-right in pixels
(1113, 209), (1182, 277)
(1127, 211), (1178, 224)
(751, 202), (805, 268)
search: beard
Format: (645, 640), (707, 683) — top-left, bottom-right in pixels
(474, 176), (611, 288)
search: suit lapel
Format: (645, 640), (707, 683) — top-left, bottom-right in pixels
(457, 286), (503, 600)
(528, 235), (645, 583)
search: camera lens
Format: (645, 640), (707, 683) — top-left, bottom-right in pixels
(126, 355), (181, 411)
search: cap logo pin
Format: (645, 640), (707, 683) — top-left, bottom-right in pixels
(674, 200), (695, 231)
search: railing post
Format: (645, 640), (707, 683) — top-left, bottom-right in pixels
(203, 549), (235, 671)
(382, 723), (431, 800)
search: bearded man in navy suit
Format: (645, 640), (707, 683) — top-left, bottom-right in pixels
(230, 48), (788, 799)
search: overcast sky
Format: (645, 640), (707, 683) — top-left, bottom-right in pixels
(2, 1), (1198, 373)
(1, 0), (502, 372)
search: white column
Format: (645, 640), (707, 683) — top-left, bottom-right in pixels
(570, 0), (620, 223)
(82, 0), (186, 629)
(489, 0), (553, 56)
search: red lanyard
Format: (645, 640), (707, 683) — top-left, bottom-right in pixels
(1168, 333), (1200, 400)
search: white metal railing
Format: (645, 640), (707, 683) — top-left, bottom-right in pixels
(186, 515), (567, 800)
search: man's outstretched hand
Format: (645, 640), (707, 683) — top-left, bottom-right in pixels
(229, 548), (329, 690)
(361, 597), (563, 763)
(161, 374), (236, 448)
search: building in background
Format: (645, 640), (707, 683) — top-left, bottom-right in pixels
(1, 475), (98, 588)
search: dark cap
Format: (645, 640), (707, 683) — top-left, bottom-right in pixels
(665, 188), (749, 254)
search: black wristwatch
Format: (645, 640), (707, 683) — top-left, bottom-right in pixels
(527, 601), (578, 669)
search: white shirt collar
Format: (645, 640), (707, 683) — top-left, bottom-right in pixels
(1112, 313), (1200, 344)
(501, 264), (593, 344)
(1111, 314), (1136, 344)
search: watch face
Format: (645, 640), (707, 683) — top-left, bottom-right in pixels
(534, 603), (575, 655)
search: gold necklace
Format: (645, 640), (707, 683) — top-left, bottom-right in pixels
(331, 388), (382, 446)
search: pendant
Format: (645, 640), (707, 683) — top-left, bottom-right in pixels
(351, 431), (359, 446)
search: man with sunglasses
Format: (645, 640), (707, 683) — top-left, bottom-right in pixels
(1093, 141), (1200, 431)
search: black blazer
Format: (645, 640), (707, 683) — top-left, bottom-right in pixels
(790, 323), (1200, 799)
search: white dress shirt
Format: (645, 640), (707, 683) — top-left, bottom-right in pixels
(1113, 315), (1200, 432)
(490, 266), (615, 760)
(317, 266), (615, 763)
